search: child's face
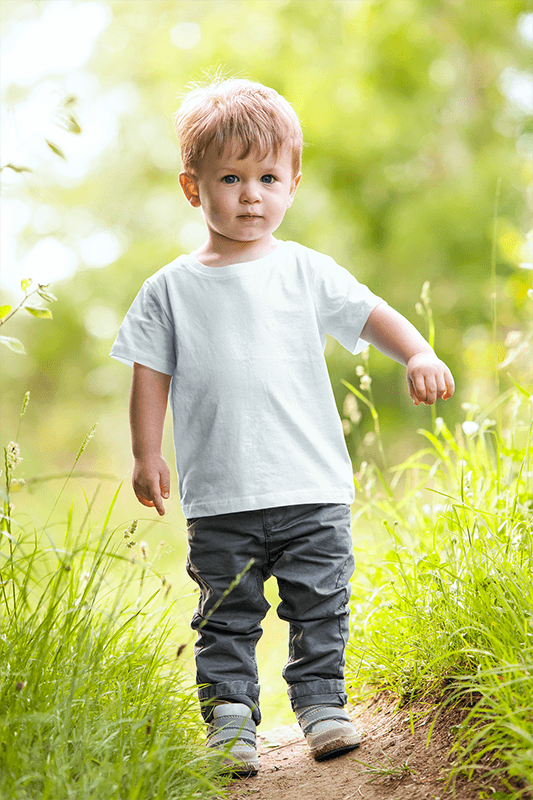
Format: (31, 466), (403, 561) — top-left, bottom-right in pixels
(179, 143), (301, 248)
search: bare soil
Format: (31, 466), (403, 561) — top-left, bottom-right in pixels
(228, 694), (510, 800)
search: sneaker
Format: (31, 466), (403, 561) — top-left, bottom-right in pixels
(207, 702), (260, 777)
(295, 704), (361, 761)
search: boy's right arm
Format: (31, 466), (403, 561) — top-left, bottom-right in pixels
(129, 363), (172, 516)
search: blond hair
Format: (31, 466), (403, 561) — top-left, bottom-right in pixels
(174, 78), (303, 176)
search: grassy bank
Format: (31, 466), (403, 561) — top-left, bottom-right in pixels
(0, 425), (227, 800)
(346, 384), (532, 798)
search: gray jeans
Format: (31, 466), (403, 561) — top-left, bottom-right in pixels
(186, 503), (355, 725)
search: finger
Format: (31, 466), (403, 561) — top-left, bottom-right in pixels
(160, 470), (170, 501)
(151, 486), (165, 517)
(134, 483), (165, 515)
(412, 373), (427, 403)
(424, 375), (437, 405)
(408, 376), (421, 405)
(443, 370), (455, 399)
(436, 374), (448, 400)
(151, 489), (165, 516)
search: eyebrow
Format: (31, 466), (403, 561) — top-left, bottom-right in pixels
(215, 164), (279, 172)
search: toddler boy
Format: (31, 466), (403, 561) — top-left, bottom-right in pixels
(110, 78), (454, 776)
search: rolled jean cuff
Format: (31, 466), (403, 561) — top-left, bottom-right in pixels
(198, 680), (261, 724)
(288, 679), (347, 710)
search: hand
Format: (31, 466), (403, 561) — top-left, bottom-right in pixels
(132, 455), (171, 516)
(407, 352), (455, 406)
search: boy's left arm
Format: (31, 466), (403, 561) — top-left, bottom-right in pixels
(361, 302), (455, 406)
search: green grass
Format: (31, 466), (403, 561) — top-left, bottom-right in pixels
(0, 426), (228, 800)
(345, 385), (533, 798)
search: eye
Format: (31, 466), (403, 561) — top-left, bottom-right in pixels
(222, 175), (238, 184)
(261, 174), (276, 184)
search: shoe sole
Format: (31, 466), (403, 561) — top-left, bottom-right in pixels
(310, 730), (362, 761)
(220, 757), (259, 778)
(314, 740), (361, 761)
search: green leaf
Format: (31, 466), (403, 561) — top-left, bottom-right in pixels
(385, 550), (401, 563)
(45, 139), (66, 159)
(0, 335), (25, 354)
(21, 278), (32, 293)
(0, 305), (12, 320)
(56, 113), (82, 135)
(25, 306), (53, 319)
(0, 163), (33, 174)
(37, 289), (58, 303)
(509, 377), (532, 399)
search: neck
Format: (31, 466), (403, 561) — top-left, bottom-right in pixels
(194, 231), (278, 268)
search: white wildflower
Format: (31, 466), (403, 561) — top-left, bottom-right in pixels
(343, 393), (357, 416)
(355, 365), (365, 377)
(481, 418), (496, 430)
(462, 421), (479, 435)
(354, 461), (368, 482)
(343, 393), (361, 423)
(505, 330), (522, 347)
(360, 374), (372, 392)
(461, 402), (479, 413)
(6, 442), (22, 469)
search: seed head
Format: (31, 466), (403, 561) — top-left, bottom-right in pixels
(124, 520), (138, 548)
(360, 374), (372, 392)
(75, 424), (97, 464)
(343, 393), (357, 416)
(20, 392), (30, 418)
(420, 280), (431, 305)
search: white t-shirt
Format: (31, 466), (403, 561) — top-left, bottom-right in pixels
(110, 240), (384, 518)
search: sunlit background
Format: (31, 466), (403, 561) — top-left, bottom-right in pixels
(1, 0), (532, 727)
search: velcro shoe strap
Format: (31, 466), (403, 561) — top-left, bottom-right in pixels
(299, 706), (350, 735)
(208, 726), (257, 748)
(211, 715), (256, 733)
(212, 704), (254, 722)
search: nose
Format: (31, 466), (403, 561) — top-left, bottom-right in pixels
(240, 180), (261, 204)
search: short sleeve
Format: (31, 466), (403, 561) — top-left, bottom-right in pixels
(110, 281), (176, 375)
(312, 255), (385, 355)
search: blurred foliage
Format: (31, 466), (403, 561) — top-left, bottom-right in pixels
(1, 0), (532, 481)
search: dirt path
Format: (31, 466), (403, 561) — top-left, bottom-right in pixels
(229, 696), (498, 800)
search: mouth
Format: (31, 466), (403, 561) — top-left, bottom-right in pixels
(238, 214), (262, 221)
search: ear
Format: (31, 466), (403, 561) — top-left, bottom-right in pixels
(287, 171), (302, 208)
(179, 172), (201, 207)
